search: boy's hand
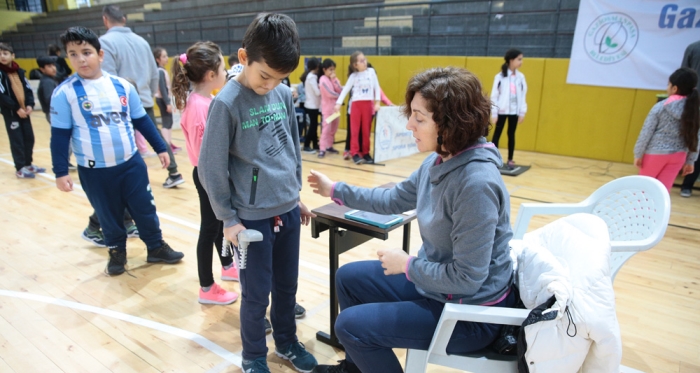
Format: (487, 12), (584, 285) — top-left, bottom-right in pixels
(682, 164), (694, 176)
(377, 248), (410, 275)
(333, 104), (341, 114)
(25, 106), (33, 115)
(166, 104), (173, 113)
(158, 152), (170, 168)
(56, 175), (74, 192)
(224, 223), (246, 247)
(299, 201), (316, 226)
(17, 108), (27, 118)
(307, 169), (333, 197)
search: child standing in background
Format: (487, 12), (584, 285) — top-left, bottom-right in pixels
(0, 42), (45, 179)
(154, 47), (180, 154)
(634, 67), (700, 192)
(303, 58), (321, 153)
(335, 51), (381, 165)
(490, 48), (527, 170)
(171, 41), (239, 305)
(318, 58), (342, 158)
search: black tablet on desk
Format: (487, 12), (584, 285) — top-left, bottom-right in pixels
(344, 210), (403, 229)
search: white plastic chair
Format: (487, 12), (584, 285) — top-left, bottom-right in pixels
(404, 175), (671, 373)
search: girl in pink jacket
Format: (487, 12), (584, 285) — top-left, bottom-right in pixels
(318, 58), (343, 158)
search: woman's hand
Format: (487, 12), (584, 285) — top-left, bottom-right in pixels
(307, 169), (334, 197)
(299, 200), (317, 225)
(682, 164), (694, 176)
(377, 248), (410, 275)
(634, 158), (642, 169)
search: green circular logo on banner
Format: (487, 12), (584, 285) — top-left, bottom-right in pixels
(584, 12), (639, 64)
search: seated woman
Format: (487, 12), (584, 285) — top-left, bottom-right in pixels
(307, 67), (516, 373)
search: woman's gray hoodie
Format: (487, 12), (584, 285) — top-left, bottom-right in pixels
(332, 138), (514, 305)
(634, 97), (700, 164)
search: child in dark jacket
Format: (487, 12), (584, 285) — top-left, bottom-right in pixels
(36, 56), (59, 123)
(0, 42), (45, 178)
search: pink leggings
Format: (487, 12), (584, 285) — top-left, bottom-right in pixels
(639, 152), (687, 192)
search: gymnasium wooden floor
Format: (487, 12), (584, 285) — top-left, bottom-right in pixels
(0, 113), (698, 373)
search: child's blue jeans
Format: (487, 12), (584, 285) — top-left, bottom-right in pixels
(335, 260), (515, 373)
(238, 206), (301, 360)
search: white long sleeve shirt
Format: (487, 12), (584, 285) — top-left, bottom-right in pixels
(304, 72), (321, 109)
(336, 69), (380, 105)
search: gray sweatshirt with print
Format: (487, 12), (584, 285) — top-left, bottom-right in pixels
(198, 80), (302, 227)
(332, 138), (514, 305)
(634, 98), (700, 164)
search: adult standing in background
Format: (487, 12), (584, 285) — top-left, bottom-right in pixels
(99, 5), (184, 188)
(680, 40), (700, 198)
(47, 44), (72, 83)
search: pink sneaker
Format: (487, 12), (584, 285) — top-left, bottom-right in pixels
(171, 143), (182, 154)
(221, 263), (239, 281)
(198, 283), (238, 305)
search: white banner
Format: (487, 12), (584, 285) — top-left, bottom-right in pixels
(374, 106), (419, 163)
(567, 0), (700, 90)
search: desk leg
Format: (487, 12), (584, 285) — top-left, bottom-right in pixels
(316, 226), (344, 350)
(402, 222), (411, 254)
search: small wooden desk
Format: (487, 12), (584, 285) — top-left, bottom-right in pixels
(310, 188), (417, 349)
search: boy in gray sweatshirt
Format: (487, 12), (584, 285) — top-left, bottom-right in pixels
(197, 13), (317, 373)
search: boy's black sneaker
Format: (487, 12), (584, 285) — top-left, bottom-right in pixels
(362, 154), (374, 164)
(147, 241), (184, 264)
(264, 316), (272, 334)
(107, 249), (127, 275)
(295, 303), (306, 318)
(352, 155), (364, 165)
(312, 360), (360, 373)
(163, 173), (185, 188)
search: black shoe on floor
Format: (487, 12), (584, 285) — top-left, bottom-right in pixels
(312, 360), (360, 373)
(352, 154), (364, 165)
(362, 154), (374, 164)
(107, 249), (127, 275)
(147, 241), (184, 264)
(264, 316), (273, 334)
(294, 303), (306, 319)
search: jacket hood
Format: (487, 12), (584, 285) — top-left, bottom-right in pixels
(663, 97), (685, 120)
(429, 137), (503, 184)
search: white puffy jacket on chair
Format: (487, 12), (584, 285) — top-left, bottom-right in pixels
(517, 213), (622, 373)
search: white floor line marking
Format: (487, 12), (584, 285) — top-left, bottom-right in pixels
(0, 289), (242, 368)
(0, 185), (53, 197)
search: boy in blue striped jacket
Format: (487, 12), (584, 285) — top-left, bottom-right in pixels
(50, 26), (184, 275)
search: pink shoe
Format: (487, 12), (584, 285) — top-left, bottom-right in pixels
(343, 151), (351, 160)
(221, 263), (239, 281)
(171, 143), (182, 154)
(198, 283), (238, 305)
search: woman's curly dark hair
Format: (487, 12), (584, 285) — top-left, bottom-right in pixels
(402, 67), (491, 158)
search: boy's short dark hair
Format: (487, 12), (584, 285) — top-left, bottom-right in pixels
(228, 53), (239, 66)
(36, 55), (57, 68)
(60, 26), (101, 53)
(242, 13), (300, 74)
(0, 43), (14, 54)
(102, 5), (126, 24)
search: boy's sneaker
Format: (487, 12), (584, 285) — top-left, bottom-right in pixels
(295, 303), (306, 319)
(170, 143), (182, 154)
(27, 165), (46, 173)
(221, 263), (239, 281)
(163, 173), (185, 188)
(241, 357), (270, 373)
(352, 155), (364, 165)
(303, 147), (317, 154)
(362, 154), (374, 164)
(326, 147), (339, 154)
(81, 226), (106, 247)
(15, 167), (35, 178)
(275, 341), (318, 373)
(68, 163), (77, 171)
(198, 283), (238, 305)
(146, 241), (184, 264)
(312, 360), (361, 373)
(125, 222), (139, 238)
(107, 249), (127, 275)
(343, 151), (351, 160)
(317, 151), (326, 158)
(680, 189), (692, 198)
(264, 317), (272, 334)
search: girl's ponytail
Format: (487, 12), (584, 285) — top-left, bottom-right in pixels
(171, 53), (190, 111)
(671, 67), (699, 152)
